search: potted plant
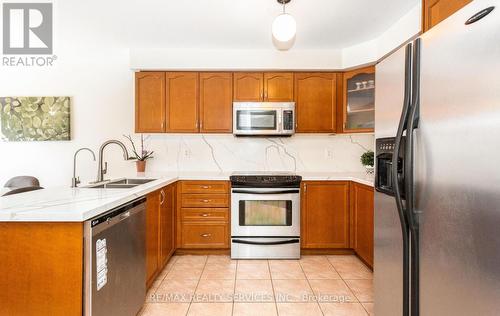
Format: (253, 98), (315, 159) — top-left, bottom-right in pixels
(360, 150), (374, 174)
(124, 134), (154, 173)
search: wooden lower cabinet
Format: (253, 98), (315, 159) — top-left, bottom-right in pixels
(177, 180), (230, 249)
(181, 180), (229, 194)
(181, 208), (229, 222)
(145, 190), (161, 287)
(146, 183), (176, 288)
(350, 182), (374, 268)
(301, 181), (350, 249)
(301, 181), (374, 265)
(180, 222), (229, 248)
(181, 193), (229, 208)
(0, 223), (83, 316)
(160, 184), (176, 267)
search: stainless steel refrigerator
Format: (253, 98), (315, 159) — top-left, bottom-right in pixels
(374, 1), (500, 315)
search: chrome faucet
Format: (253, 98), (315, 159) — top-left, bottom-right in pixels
(72, 148), (96, 188)
(96, 140), (130, 183)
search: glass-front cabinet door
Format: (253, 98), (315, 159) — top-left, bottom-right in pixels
(342, 66), (375, 133)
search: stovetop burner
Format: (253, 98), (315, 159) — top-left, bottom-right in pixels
(230, 173), (302, 188)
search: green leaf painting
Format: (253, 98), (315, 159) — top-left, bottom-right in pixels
(0, 97), (70, 141)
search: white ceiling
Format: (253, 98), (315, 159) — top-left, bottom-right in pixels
(105, 0), (419, 50)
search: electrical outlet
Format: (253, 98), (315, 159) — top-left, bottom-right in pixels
(325, 148), (334, 160)
(183, 149), (191, 158)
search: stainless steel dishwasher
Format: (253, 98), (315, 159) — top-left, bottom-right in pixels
(84, 197), (146, 316)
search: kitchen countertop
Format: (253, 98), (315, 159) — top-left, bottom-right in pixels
(0, 171), (373, 222)
(300, 171), (374, 186)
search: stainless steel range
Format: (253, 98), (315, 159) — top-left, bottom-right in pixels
(230, 173), (302, 259)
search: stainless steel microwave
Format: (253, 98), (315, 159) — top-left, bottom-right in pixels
(233, 102), (295, 136)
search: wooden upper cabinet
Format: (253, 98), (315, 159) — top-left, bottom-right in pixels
(264, 72), (294, 101)
(350, 182), (374, 268)
(199, 72), (233, 133)
(301, 181), (350, 249)
(166, 72), (199, 132)
(341, 66), (375, 133)
(135, 72), (166, 133)
(233, 72), (264, 101)
(233, 72), (293, 102)
(423, 0), (472, 32)
(294, 73), (337, 133)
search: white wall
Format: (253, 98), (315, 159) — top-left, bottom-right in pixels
(131, 4), (422, 70)
(342, 3), (422, 68)
(0, 1), (135, 188)
(0, 0), (420, 188)
(0, 47), (134, 187)
(130, 48), (344, 71)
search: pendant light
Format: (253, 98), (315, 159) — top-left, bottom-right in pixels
(272, 0), (296, 47)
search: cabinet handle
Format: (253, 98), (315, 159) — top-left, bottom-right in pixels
(160, 190), (165, 205)
(201, 213), (209, 217)
(201, 185), (210, 189)
(200, 233), (212, 238)
(202, 199), (210, 203)
(303, 184), (306, 193)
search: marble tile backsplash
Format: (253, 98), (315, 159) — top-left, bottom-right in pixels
(144, 134), (374, 174)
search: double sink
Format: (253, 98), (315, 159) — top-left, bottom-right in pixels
(85, 178), (157, 189)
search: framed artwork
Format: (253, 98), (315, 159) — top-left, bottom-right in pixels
(0, 96), (70, 141)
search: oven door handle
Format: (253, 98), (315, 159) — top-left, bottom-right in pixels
(232, 239), (300, 246)
(232, 189), (299, 194)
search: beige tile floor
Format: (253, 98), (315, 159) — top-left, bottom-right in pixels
(140, 255), (373, 316)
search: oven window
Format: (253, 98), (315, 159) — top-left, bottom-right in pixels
(236, 110), (277, 130)
(239, 200), (292, 226)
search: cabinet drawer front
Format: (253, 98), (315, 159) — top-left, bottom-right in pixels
(181, 208), (229, 222)
(181, 194), (229, 208)
(180, 181), (229, 194)
(181, 223), (229, 248)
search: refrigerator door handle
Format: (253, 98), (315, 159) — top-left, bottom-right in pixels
(406, 38), (421, 230)
(392, 42), (413, 316)
(407, 38), (421, 316)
